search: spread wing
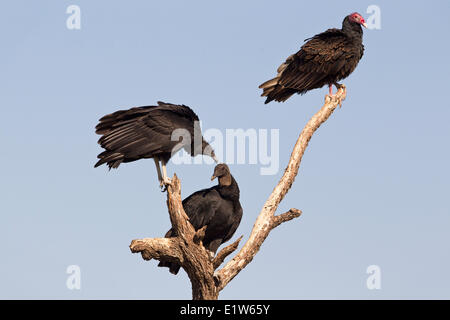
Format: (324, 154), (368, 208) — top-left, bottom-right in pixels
(182, 188), (222, 230)
(94, 102), (197, 168)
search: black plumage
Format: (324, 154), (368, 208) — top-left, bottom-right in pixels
(158, 164), (243, 275)
(259, 12), (367, 104)
(94, 101), (217, 186)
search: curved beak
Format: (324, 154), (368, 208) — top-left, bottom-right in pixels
(211, 175), (216, 181)
(362, 22), (368, 28)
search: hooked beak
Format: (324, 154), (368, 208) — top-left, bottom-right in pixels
(211, 175), (216, 181)
(362, 22), (368, 28)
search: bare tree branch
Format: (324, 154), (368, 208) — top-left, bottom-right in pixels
(129, 87), (347, 299)
(214, 86), (346, 291)
(165, 174), (193, 240)
(213, 235), (243, 270)
(130, 238), (182, 262)
(130, 174), (218, 300)
(193, 225), (207, 244)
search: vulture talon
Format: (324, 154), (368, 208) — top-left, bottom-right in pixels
(159, 181), (167, 192)
(158, 177), (171, 192)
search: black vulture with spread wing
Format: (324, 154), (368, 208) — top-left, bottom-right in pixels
(95, 101), (217, 188)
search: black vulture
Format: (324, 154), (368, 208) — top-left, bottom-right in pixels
(259, 12), (367, 103)
(94, 101), (217, 188)
(158, 164), (243, 275)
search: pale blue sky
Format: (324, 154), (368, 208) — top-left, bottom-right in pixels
(1, 0), (449, 299)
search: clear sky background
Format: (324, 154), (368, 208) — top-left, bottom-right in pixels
(1, 0), (449, 299)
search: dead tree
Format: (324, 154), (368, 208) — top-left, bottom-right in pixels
(130, 87), (347, 300)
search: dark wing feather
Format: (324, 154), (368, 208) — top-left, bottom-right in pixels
(279, 29), (354, 91)
(221, 205), (243, 244)
(94, 102), (198, 168)
(260, 28), (362, 103)
(182, 188), (222, 230)
(158, 178), (242, 275)
(157, 187), (222, 275)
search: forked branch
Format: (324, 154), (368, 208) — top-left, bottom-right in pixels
(129, 86), (347, 299)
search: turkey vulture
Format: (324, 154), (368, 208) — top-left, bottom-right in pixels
(94, 101), (217, 188)
(158, 163), (243, 275)
(259, 12), (367, 103)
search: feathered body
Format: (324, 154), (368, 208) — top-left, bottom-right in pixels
(158, 164), (243, 275)
(94, 101), (215, 169)
(260, 13), (366, 103)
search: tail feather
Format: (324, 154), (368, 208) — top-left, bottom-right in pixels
(259, 77), (279, 91)
(157, 260), (181, 275)
(259, 53), (297, 104)
(259, 76), (296, 104)
(94, 151), (124, 169)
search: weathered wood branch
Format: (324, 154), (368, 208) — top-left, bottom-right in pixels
(130, 238), (182, 262)
(272, 208), (302, 228)
(130, 174), (218, 300)
(212, 235), (243, 270)
(193, 225), (207, 244)
(129, 86), (346, 299)
(214, 86), (346, 291)
(165, 175), (192, 239)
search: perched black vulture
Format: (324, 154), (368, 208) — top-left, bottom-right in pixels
(158, 164), (243, 275)
(259, 12), (367, 103)
(95, 101), (217, 187)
